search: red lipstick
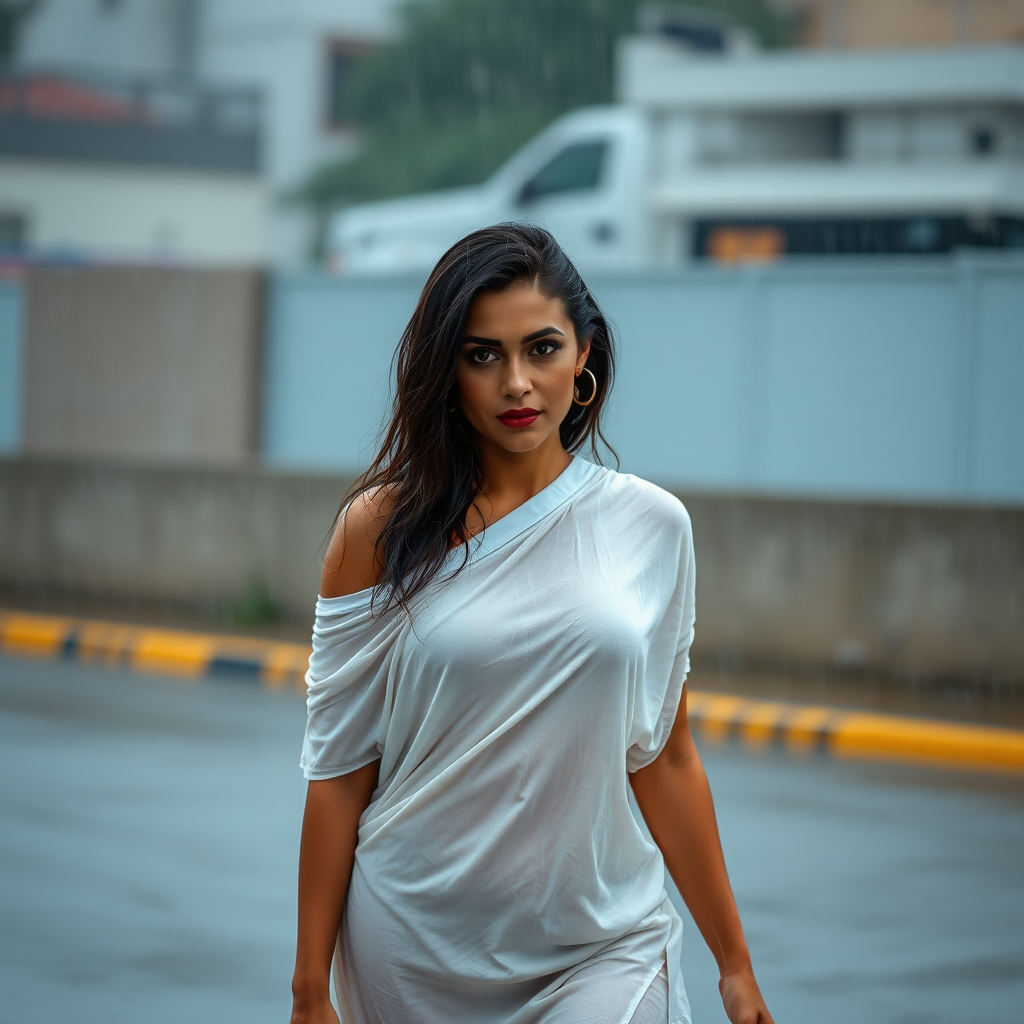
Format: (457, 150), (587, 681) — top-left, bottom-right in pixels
(497, 407), (540, 429)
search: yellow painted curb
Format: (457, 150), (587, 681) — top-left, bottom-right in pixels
(3, 609), (1023, 776)
(831, 712), (1024, 772)
(686, 690), (1024, 776)
(0, 609), (312, 691)
(0, 612), (77, 658)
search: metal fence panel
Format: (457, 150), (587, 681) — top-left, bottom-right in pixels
(972, 267), (1024, 502)
(261, 274), (424, 471)
(262, 255), (1024, 504)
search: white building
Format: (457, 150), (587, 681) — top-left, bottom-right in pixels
(0, 67), (268, 265)
(617, 36), (1024, 261)
(6, 0), (403, 266)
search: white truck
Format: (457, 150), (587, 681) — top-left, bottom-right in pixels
(327, 38), (1024, 274)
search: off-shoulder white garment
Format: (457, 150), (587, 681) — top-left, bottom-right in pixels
(301, 457), (696, 1024)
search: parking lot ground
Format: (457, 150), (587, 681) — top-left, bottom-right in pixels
(2, 655), (1023, 1024)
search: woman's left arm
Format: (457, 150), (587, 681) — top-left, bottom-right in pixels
(630, 684), (776, 1024)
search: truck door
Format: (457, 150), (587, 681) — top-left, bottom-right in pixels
(515, 138), (621, 269)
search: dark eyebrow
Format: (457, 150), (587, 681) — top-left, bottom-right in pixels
(523, 326), (565, 343)
(462, 326), (565, 347)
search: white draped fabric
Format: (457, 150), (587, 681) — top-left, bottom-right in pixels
(301, 457), (697, 1024)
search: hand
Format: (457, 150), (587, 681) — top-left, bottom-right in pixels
(719, 968), (775, 1024)
(290, 991), (341, 1024)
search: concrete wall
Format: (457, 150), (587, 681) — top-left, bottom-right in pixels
(1, 456), (1020, 683)
(0, 280), (21, 454)
(21, 266), (264, 462)
(687, 492), (1023, 682)
(262, 254), (1024, 505)
(0, 457), (346, 624)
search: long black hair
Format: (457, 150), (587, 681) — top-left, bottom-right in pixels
(338, 223), (617, 613)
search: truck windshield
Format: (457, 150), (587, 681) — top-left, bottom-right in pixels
(519, 140), (607, 204)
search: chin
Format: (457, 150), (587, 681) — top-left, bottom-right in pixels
(486, 430), (549, 454)
(499, 437), (546, 454)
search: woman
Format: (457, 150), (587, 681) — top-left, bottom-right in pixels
(291, 225), (774, 1024)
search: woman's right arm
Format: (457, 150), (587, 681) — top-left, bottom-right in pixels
(291, 491), (389, 1023)
(291, 765), (379, 1023)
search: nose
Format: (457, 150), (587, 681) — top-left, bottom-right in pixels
(502, 356), (531, 399)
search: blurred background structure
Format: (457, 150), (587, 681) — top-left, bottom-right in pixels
(1, 0), (407, 266)
(0, 0), (269, 265)
(1, 0), (1023, 688)
(788, 0), (1024, 48)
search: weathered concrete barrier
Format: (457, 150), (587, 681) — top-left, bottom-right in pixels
(1, 456), (1021, 683)
(685, 493), (1023, 685)
(0, 456), (347, 625)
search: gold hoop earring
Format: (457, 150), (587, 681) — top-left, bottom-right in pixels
(573, 366), (598, 407)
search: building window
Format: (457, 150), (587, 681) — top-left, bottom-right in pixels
(325, 41), (362, 129)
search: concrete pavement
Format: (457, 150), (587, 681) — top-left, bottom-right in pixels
(2, 655), (1023, 1023)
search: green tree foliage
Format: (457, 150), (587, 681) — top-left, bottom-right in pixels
(299, 0), (791, 209)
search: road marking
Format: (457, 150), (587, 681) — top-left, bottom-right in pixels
(3, 609), (1023, 775)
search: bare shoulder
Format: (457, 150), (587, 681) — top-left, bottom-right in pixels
(320, 487), (393, 598)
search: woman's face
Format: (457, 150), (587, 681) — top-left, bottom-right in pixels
(456, 281), (591, 458)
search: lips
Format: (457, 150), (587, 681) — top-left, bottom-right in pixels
(497, 407), (540, 429)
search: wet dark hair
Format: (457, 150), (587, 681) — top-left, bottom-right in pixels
(337, 223), (617, 613)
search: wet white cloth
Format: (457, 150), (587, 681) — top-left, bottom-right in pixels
(301, 457), (696, 1024)
(630, 965), (670, 1024)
